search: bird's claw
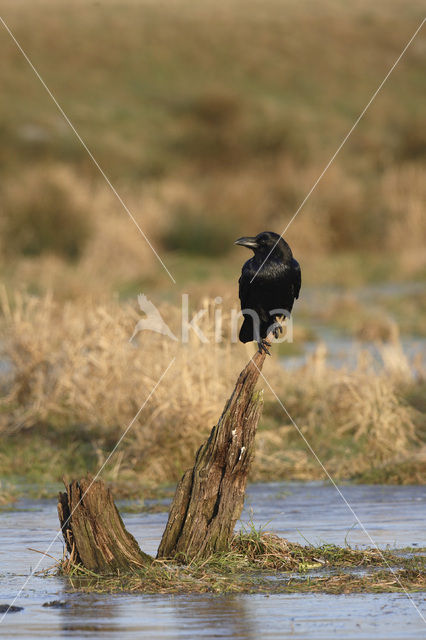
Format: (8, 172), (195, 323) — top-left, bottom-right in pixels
(272, 322), (283, 340)
(258, 339), (271, 356)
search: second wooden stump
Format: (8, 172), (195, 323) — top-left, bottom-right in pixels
(157, 348), (266, 560)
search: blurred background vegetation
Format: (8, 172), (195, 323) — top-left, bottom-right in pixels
(1, 0), (425, 297)
(0, 0), (425, 497)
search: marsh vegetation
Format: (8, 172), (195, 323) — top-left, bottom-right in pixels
(0, 0), (424, 511)
(59, 526), (426, 595)
(1, 290), (424, 497)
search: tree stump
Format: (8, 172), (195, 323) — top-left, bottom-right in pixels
(58, 474), (152, 573)
(157, 346), (267, 560)
(57, 334), (273, 570)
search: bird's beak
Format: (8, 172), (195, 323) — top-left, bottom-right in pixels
(234, 236), (259, 249)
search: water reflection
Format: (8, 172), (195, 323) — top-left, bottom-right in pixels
(55, 593), (257, 639)
(172, 595), (256, 640)
(59, 595), (121, 636)
(50, 591), (426, 639)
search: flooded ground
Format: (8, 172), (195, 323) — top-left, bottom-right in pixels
(282, 328), (426, 372)
(1, 482), (425, 639)
(283, 280), (426, 371)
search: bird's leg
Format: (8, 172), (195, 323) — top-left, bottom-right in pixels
(257, 339), (271, 356)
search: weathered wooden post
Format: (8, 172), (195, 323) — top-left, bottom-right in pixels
(157, 346), (267, 560)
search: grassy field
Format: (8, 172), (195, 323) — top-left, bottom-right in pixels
(0, 0), (425, 496)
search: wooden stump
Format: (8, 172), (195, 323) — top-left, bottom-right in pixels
(157, 346), (267, 560)
(57, 332), (274, 570)
(58, 474), (152, 573)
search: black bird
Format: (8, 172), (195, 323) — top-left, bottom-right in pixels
(235, 231), (301, 355)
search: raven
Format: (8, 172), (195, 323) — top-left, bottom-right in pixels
(235, 231), (301, 355)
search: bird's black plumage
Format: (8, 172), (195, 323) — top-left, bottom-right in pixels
(235, 231), (301, 354)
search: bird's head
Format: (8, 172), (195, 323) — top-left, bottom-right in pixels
(234, 231), (292, 261)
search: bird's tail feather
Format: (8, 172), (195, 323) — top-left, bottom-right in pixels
(239, 315), (271, 343)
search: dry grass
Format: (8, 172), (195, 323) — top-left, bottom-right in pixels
(0, 291), (245, 484)
(1, 291), (424, 487)
(254, 339), (423, 481)
(230, 528), (399, 571)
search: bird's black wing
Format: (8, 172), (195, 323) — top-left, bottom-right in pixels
(238, 264), (265, 342)
(238, 261), (255, 310)
(238, 273), (248, 308)
(291, 258), (301, 299)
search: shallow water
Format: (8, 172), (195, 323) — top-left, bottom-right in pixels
(281, 327), (426, 371)
(1, 483), (425, 639)
(284, 279), (426, 371)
